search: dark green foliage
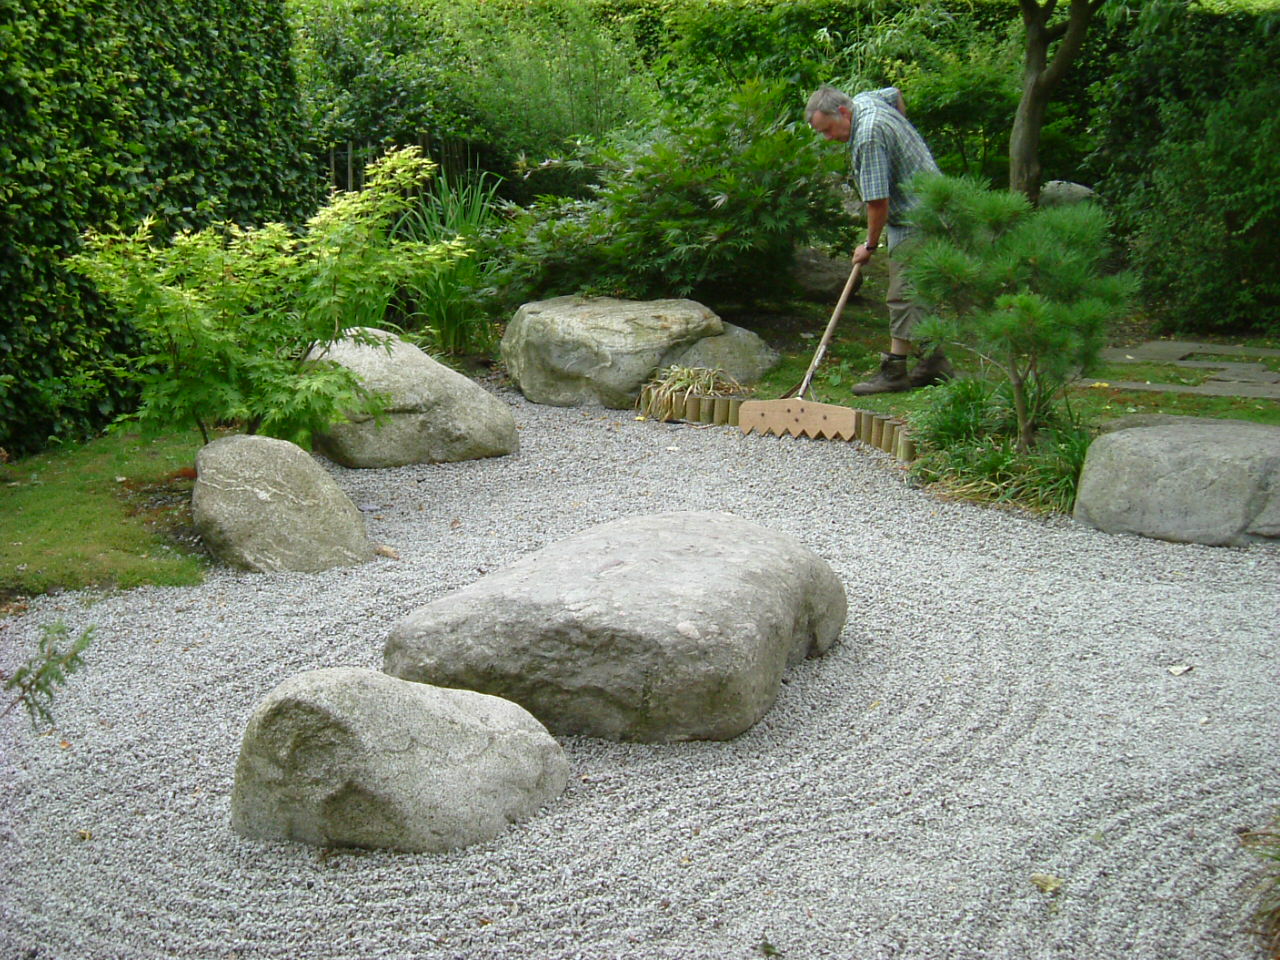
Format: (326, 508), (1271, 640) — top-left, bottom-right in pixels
(1129, 58), (1280, 334)
(890, 16), (1020, 183)
(487, 81), (847, 306)
(290, 0), (478, 148)
(910, 377), (1093, 513)
(0, 0), (318, 458)
(1089, 5), (1280, 335)
(446, 0), (656, 187)
(903, 174), (1134, 452)
(290, 0), (656, 201)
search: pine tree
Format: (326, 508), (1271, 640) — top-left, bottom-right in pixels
(901, 174), (1135, 453)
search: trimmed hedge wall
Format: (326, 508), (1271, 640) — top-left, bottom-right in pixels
(0, 0), (319, 458)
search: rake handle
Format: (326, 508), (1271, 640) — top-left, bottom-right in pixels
(782, 261), (863, 400)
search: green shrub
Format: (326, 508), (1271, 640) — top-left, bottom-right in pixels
(1123, 44), (1280, 335)
(1088, 5), (1279, 335)
(910, 377), (1093, 514)
(488, 80), (847, 307)
(889, 18), (1020, 183)
(289, 0), (478, 148)
(67, 148), (463, 446)
(902, 174), (1134, 452)
(391, 169), (504, 357)
(446, 0), (658, 198)
(290, 0), (657, 194)
(0, 0), (318, 459)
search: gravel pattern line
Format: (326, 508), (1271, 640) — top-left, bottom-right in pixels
(2, 389), (1277, 960)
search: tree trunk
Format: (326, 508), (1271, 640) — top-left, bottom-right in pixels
(1010, 0), (1105, 204)
(1011, 372), (1034, 455)
(1009, 78), (1049, 204)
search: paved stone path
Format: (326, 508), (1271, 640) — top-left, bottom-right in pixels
(1082, 340), (1280, 400)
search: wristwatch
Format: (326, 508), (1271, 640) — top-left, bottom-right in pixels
(864, 239), (878, 253)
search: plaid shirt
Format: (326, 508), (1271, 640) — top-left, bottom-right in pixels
(848, 87), (939, 244)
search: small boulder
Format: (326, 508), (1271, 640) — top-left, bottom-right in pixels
(500, 296), (723, 408)
(384, 511), (847, 742)
(665, 323), (779, 386)
(1074, 419), (1280, 546)
(309, 328), (518, 469)
(1098, 413), (1263, 434)
(193, 435), (372, 572)
(1039, 180), (1096, 207)
(231, 667), (569, 853)
(792, 246), (855, 301)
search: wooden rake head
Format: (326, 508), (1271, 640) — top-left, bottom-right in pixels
(736, 262), (863, 441)
(737, 397), (858, 441)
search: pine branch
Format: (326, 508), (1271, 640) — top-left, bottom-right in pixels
(1, 623), (94, 729)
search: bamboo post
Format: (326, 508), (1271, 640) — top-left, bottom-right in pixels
(856, 410), (872, 444)
(897, 431), (916, 462)
(882, 419), (899, 453)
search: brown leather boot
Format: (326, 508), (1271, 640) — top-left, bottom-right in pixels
(851, 353), (911, 395)
(908, 346), (956, 387)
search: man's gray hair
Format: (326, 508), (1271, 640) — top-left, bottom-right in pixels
(805, 85), (853, 123)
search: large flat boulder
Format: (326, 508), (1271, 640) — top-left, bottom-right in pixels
(500, 296), (723, 408)
(1074, 419), (1280, 546)
(231, 668), (569, 853)
(384, 511), (847, 742)
(309, 328), (518, 468)
(193, 435), (373, 572)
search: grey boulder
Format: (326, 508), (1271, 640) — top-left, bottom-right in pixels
(792, 246), (855, 301)
(309, 328), (518, 468)
(665, 323), (779, 385)
(384, 511), (847, 742)
(231, 667), (569, 853)
(193, 435), (372, 572)
(500, 296), (723, 408)
(1039, 180), (1097, 207)
(1074, 419), (1280, 546)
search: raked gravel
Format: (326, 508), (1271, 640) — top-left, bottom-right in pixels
(2, 388), (1278, 960)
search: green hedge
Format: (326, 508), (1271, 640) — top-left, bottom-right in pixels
(1089, 5), (1280, 334)
(0, 0), (319, 458)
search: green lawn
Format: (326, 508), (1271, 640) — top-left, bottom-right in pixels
(1, 429), (208, 607)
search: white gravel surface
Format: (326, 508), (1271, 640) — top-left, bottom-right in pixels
(2, 390), (1278, 960)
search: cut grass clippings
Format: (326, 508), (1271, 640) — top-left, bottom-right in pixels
(0, 429), (209, 603)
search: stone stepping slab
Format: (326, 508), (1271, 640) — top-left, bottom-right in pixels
(1083, 340), (1280, 399)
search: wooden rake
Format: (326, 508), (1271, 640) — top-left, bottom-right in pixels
(739, 262), (863, 441)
